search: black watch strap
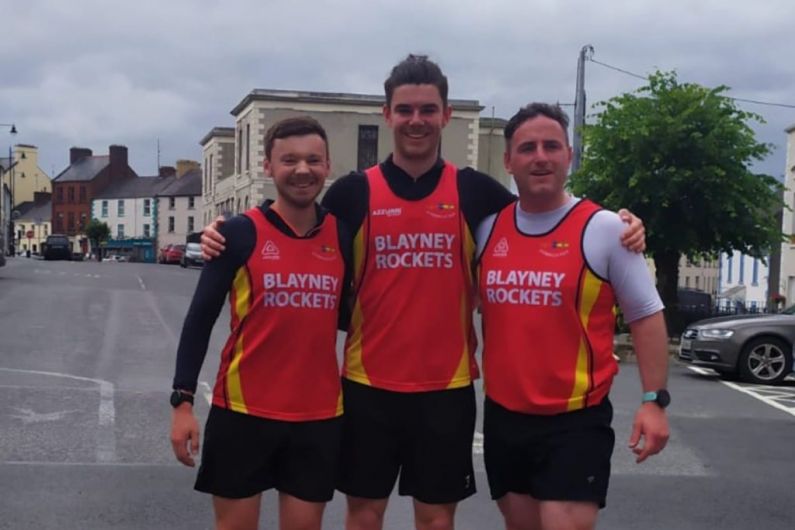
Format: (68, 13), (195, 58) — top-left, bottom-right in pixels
(170, 389), (194, 408)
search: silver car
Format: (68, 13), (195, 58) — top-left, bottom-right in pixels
(180, 242), (204, 268)
(679, 306), (795, 385)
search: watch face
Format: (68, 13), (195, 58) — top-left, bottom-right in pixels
(656, 389), (671, 408)
(170, 390), (192, 407)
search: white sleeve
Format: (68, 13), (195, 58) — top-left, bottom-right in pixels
(583, 210), (664, 323)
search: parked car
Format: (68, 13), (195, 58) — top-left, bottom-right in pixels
(158, 244), (185, 264)
(679, 305), (795, 385)
(180, 242), (203, 268)
(43, 234), (72, 261)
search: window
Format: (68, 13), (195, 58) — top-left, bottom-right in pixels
(44, 225), (48, 236)
(118, 199), (125, 217)
(56, 187), (63, 204)
(169, 197), (175, 210)
(209, 154), (213, 187)
(143, 224), (150, 238)
(168, 216), (175, 233)
(143, 199), (151, 217)
(357, 125), (379, 170)
(739, 255), (745, 285)
(237, 127), (243, 173)
(188, 197), (195, 209)
(727, 255), (733, 283)
(685, 276), (690, 288)
(101, 200), (108, 217)
(67, 186), (75, 203)
(188, 216), (194, 233)
(695, 276), (700, 289)
(79, 186), (86, 203)
(67, 212), (75, 231)
(117, 224), (124, 238)
(246, 123), (250, 170)
(752, 258), (759, 286)
(79, 213), (86, 231)
(54, 215), (63, 232)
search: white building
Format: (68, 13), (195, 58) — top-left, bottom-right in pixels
(155, 162), (202, 249)
(778, 123), (795, 305)
(92, 178), (160, 241)
(201, 88), (483, 222)
(717, 251), (770, 311)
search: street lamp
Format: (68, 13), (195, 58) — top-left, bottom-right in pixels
(2, 123), (18, 255)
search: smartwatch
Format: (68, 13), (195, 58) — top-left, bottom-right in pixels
(170, 389), (194, 408)
(642, 389), (670, 409)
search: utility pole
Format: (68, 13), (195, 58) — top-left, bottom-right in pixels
(572, 45), (593, 173)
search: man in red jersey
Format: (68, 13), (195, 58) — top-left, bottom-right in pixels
(200, 56), (647, 530)
(477, 103), (669, 530)
(170, 116), (352, 530)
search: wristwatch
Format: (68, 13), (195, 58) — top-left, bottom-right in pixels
(170, 389), (195, 408)
(642, 389), (670, 409)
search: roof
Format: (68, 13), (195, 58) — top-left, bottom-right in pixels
(480, 117), (508, 130)
(15, 199), (52, 223)
(231, 88), (483, 116)
(156, 169), (202, 197)
(94, 176), (167, 199)
(199, 127), (235, 146)
(53, 156), (109, 182)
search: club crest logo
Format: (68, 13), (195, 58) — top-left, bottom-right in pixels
(313, 244), (338, 261)
(492, 237), (509, 258)
(261, 240), (280, 260)
(426, 202), (457, 219)
(540, 240), (570, 258)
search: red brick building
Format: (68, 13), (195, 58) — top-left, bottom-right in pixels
(52, 145), (137, 253)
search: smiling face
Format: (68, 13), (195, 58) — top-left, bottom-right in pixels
(383, 83), (452, 167)
(504, 115), (573, 212)
(264, 134), (329, 209)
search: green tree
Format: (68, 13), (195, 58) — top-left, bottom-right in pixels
(569, 71), (784, 334)
(85, 219), (111, 261)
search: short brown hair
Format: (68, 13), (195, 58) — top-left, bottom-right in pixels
(384, 54), (449, 107)
(264, 116), (329, 160)
(504, 103), (570, 149)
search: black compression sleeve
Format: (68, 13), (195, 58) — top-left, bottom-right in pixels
(172, 215), (255, 392)
(322, 172), (368, 236)
(458, 167), (516, 234)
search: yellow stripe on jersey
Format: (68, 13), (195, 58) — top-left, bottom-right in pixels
(226, 267), (251, 414)
(446, 218), (476, 389)
(344, 227), (370, 385)
(568, 268), (603, 411)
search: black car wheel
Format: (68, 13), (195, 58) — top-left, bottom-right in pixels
(738, 337), (793, 385)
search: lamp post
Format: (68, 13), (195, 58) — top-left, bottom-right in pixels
(1, 123), (18, 256)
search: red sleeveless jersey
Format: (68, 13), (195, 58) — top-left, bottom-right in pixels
(343, 162), (478, 392)
(213, 207), (345, 421)
(479, 200), (617, 415)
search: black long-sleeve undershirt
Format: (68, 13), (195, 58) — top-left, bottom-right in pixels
(172, 201), (353, 393)
(320, 155), (516, 237)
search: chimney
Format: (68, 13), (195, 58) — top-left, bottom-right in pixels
(34, 191), (52, 206)
(159, 166), (176, 178)
(176, 159), (200, 178)
(70, 147), (93, 164)
(109, 145), (128, 176)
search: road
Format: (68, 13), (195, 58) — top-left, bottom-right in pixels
(1, 257), (794, 529)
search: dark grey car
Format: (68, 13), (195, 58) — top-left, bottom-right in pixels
(679, 306), (795, 385)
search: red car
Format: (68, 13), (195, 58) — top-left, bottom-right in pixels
(158, 244), (185, 264)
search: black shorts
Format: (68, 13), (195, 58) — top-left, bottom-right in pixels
(337, 378), (476, 504)
(483, 397), (615, 508)
(195, 406), (342, 502)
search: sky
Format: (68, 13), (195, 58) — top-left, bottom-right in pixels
(2, 0), (794, 181)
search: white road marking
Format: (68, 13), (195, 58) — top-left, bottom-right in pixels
(137, 276), (146, 290)
(687, 366), (795, 417)
(9, 408), (80, 424)
(0, 367), (117, 462)
(199, 381), (212, 405)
